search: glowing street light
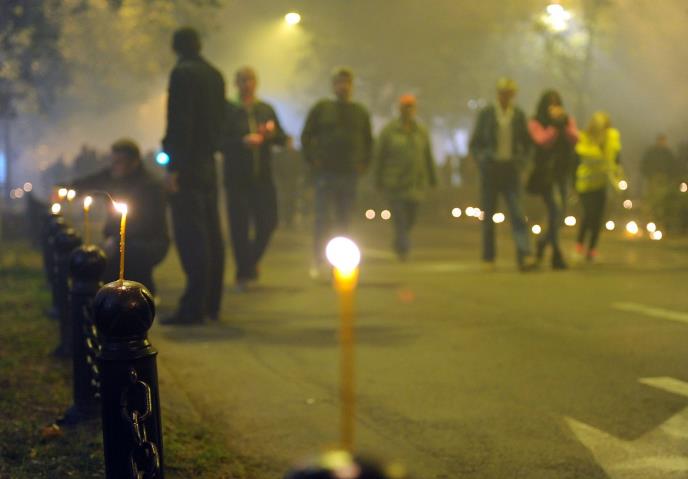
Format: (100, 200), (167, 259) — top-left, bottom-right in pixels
(492, 212), (505, 224)
(284, 12), (301, 25)
(380, 210), (392, 221)
(51, 203), (62, 215)
(451, 207), (462, 218)
(646, 222), (657, 233)
(623, 199), (633, 210)
(23, 182), (33, 192)
(618, 180), (628, 191)
(680, 182), (688, 193)
(325, 237), (361, 451)
(564, 215), (577, 226)
(364, 209), (376, 220)
(58, 187), (68, 200)
(650, 230), (663, 241)
(542, 3), (572, 32)
(532, 224), (542, 235)
(605, 220), (615, 231)
(625, 220), (639, 235)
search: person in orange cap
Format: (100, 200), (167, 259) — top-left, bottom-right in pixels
(374, 93), (436, 260)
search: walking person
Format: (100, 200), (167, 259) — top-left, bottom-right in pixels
(161, 27), (226, 325)
(374, 94), (436, 260)
(222, 67), (288, 290)
(469, 77), (534, 271)
(574, 111), (624, 262)
(301, 67), (373, 279)
(526, 89), (579, 270)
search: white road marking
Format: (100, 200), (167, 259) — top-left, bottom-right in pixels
(612, 302), (688, 325)
(567, 377), (688, 478)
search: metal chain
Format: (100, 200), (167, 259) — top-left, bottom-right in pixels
(121, 368), (160, 479)
(81, 303), (102, 398)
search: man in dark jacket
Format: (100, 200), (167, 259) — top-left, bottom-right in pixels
(222, 66), (288, 290)
(301, 67), (373, 278)
(162, 27), (226, 324)
(71, 139), (169, 294)
(469, 77), (534, 271)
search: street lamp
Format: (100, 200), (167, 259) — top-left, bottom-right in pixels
(284, 12), (301, 26)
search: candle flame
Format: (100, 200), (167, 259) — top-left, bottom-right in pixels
(67, 189), (77, 201)
(58, 188), (68, 199)
(51, 203), (62, 215)
(113, 202), (128, 215)
(83, 196), (93, 211)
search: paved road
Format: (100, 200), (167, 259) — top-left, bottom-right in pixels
(151, 221), (688, 478)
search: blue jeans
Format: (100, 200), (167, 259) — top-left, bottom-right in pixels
(313, 172), (358, 263)
(389, 197), (418, 257)
(480, 161), (531, 263)
(539, 176), (568, 252)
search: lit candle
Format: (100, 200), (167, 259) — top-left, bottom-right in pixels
(51, 203), (62, 215)
(325, 237), (361, 452)
(67, 189), (77, 202)
(83, 196), (93, 244)
(57, 188), (68, 201)
(113, 202), (128, 282)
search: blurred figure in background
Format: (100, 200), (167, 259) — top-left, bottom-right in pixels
(374, 94), (436, 260)
(71, 139), (169, 293)
(162, 27), (225, 325)
(301, 67), (373, 279)
(469, 77), (534, 271)
(641, 134), (680, 190)
(527, 89), (579, 270)
(222, 66), (288, 291)
(574, 112), (624, 262)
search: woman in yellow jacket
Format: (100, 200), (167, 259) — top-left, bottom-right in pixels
(574, 111), (624, 261)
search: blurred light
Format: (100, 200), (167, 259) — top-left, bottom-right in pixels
(680, 182), (688, 193)
(326, 237), (361, 274)
(113, 202), (128, 215)
(532, 224), (542, 235)
(364, 209), (376, 220)
(155, 151), (170, 166)
(15, 188), (24, 199)
(465, 206), (475, 217)
(646, 222), (657, 233)
(23, 182), (33, 192)
(564, 215), (576, 226)
(51, 203), (61, 215)
(451, 207), (462, 218)
(623, 199), (633, 209)
(492, 212), (505, 223)
(478, 211), (485, 221)
(58, 187), (68, 199)
(625, 221), (639, 235)
(618, 180), (628, 191)
(605, 220), (615, 231)
(9, 189), (16, 199)
(284, 12), (301, 25)
(543, 3), (572, 32)
(651, 230), (663, 241)
(84, 195), (93, 210)
(380, 209), (391, 220)
(67, 189), (76, 201)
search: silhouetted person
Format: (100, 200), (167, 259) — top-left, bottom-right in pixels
(222, 67), (288, 290)
(374, 94), (436, 260)
(641, 134), (680, 189)
(469, 77), (533, 271)
(162, 27), (225, 324)
(527, 89), (578, 270)
(71, 139), (169, 294)
(301, 67), (373, 279)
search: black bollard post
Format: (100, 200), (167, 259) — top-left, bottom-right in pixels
(53, 228), (82, 358)
(45, 215), (67, 320)
(59, 245), (107, 425)
(94, 280), (164, 479)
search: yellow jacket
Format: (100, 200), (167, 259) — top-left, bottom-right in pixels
(575, 128), (624, 193)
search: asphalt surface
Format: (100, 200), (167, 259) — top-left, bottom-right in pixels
(151, 219), (688, 478)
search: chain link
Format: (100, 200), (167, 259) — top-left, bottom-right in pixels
(121, 368), (160, 478)
(81, 303), (101, 397)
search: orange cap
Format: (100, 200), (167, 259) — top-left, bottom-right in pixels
(399, 93), (417, 106)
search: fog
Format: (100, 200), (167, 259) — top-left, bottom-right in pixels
(8, 0), (688, 194)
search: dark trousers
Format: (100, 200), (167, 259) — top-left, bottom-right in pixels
(104, 239), (169, 295)
(539, 176), (568, 252)
(389, 198), (418, 257)
(577, 188), (607, 250)
(313, 172), (358, 264)
(480, 161), (531, 263)
(169, 187), (224, 320)
(226, 181), (278, 281)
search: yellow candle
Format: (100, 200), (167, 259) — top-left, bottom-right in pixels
(57, 187), (68, 201)
(83, 196), (93, 244)
(114, 202), (128, 282)
(325, 237), (361, 452)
